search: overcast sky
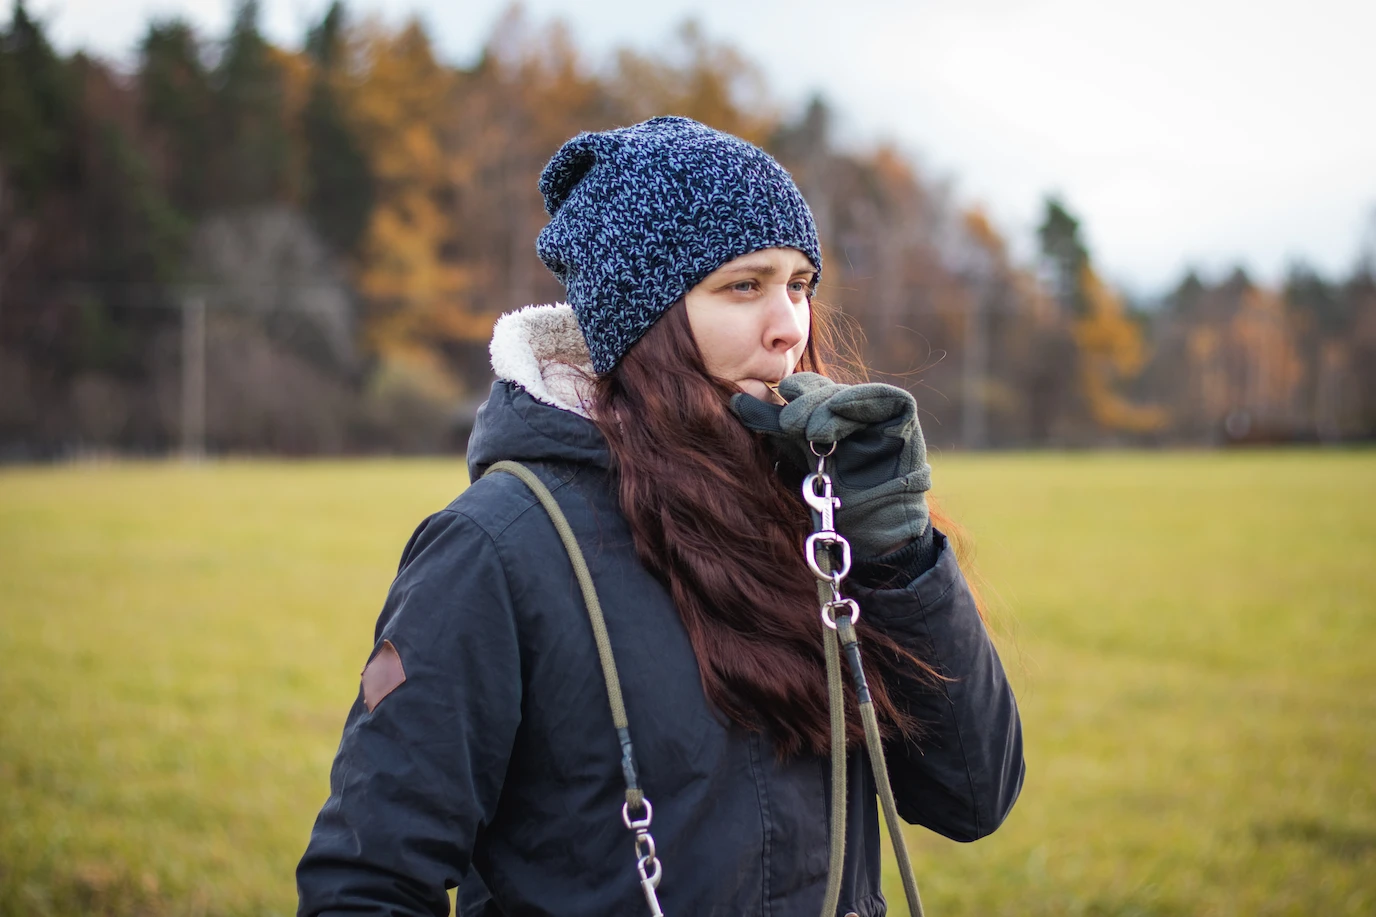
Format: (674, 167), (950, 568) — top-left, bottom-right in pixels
(28, 0), (1376, 297)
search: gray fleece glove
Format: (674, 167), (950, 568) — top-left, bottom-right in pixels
(730, 373), (932, 559)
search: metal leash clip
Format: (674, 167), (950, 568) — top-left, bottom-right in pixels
(802, 444), (859, 629)
(623, 799), (665, 916)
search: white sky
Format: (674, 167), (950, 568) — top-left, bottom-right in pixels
(28, 0), (1376, 297)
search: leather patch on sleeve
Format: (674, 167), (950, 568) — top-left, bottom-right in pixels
(361, 639), (406, 712)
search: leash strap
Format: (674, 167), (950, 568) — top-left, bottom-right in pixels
(483, 461), (665, 916)
(820, 582), (849, 917)
(804, 449), (926, 917)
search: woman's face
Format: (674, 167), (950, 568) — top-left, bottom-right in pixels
(683, 247), (815, 403)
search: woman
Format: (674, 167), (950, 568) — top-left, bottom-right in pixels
(297, 116), (1023, 917)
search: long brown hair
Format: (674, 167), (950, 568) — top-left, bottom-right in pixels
(591, 300), (943, 757)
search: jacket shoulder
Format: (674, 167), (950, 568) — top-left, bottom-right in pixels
(443, 461), (581, 542)
(389, 461), (590, 597)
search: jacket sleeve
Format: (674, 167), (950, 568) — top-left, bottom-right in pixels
(847, 529), (1025, 842)
(297, 510), (522, 916)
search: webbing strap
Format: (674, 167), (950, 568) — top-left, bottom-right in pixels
(820, 581), (848, 917)
(837, 615), (925, 917)
(816, 554), (925, 917)
(483, 461), (644, 809)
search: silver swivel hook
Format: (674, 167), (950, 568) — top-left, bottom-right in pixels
(802, 442), (859, 629)
(802, 442), (852, 589)
(623, 799), (664, 916)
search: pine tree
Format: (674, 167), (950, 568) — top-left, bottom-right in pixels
(1037, 195), (1089, 314)
(139, 19), (213, 216)
(210, 0), (290, 206)
(0, 0), (80, 208)
(302, 1), (373, 256)
(1038, 196), (1166, 434)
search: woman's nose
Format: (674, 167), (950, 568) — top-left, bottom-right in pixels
(764, 286), (806, 353)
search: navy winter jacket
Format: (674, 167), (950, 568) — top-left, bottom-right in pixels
(297, 378), (1024, 917)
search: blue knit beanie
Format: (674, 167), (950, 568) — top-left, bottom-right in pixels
(536, 116), (822, 374)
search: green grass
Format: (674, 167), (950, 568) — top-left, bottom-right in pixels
(1, 451), (1373, 916)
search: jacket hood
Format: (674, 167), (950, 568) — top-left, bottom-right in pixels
(467, 304), (609, 479)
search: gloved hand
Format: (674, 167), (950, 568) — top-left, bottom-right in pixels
(730, 373), (931, 559)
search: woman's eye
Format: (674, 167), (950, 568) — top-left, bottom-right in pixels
(730, 281), (756, 293)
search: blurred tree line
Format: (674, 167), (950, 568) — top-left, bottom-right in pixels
(2, 0), (1373, 457)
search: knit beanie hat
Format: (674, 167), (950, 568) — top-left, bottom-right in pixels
(536, 116), (822, 374)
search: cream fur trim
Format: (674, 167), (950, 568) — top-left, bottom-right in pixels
(489, 304), (596, 418)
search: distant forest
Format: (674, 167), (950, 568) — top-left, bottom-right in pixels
(2, 0), (1373, 457)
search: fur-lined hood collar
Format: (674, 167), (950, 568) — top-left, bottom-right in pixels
(466, 304), (608, 480)
(489, 303), (595, 418)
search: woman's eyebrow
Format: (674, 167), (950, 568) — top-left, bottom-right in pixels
(717, 262), (779, 277)
(716, 262), (815, 278)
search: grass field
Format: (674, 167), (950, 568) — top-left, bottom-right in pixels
(1, 451), (1373, 916)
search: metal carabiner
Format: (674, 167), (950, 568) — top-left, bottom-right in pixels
(802, 473), (839, 535)
(636, 853), (665, 917)
(805, 531), (852, 582)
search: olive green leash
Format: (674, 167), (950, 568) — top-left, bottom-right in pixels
(806, 450), (926, 917)
(820, 583), (849, 917)
(483, 461), (664, 916)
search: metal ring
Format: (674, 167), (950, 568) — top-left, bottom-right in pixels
(634, 832), (656, 862)
(810, 441), (838, 458)
(821, 598), (861, 630)
(622, 798), (653, 830)
(805, 532), (852, 582)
